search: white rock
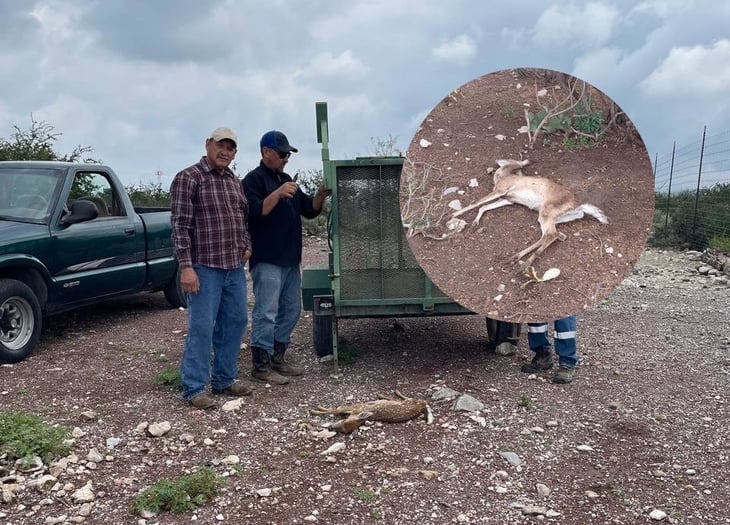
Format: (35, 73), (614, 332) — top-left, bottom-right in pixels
(221, 455), (240, 465)
(147, 421), (172, 437)
(499, 451), (522, 467)
(649, 509), (667, 520)
(468, 178), (479, 188)
(221, 398), (244, 412)
(71, 482), (95, 503)
(320, 442), (346, 455)
(448, 199), (462, 210)
(87, 448), (104, 463)
(536, 483), (551, 497)
(576, 444), (594, 452)
(494, 134), (506, 141)
(106, 437), (122, 450)
(256, 488), (272, 497)
(419, 138), (432, 148)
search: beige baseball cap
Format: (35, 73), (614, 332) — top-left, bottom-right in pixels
(209, 127), (238, 147)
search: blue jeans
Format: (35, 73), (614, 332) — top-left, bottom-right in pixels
(250, 263), (301, 355)
(527, 316), (578, 369)
(180, 264), (247, 399)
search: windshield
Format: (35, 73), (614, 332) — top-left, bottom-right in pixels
(0, 167), (64, 223)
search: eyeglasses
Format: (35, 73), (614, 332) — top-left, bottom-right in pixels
(276, 150), (291, 159)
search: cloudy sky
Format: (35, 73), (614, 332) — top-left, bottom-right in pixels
(1, 0), (728, 187)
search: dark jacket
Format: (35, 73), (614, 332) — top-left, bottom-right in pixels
(242, 162), (320, 268)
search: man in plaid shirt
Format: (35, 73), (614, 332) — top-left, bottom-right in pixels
(171, 127), (254, 409)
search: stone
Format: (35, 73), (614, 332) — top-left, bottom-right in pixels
(453, 394), (484, 412)
(147, 421), (172, 437)
(649, 509), (667, 520)
(499, 451), (522, 467)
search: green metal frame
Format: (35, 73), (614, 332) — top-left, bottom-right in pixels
(307, 102), (472, 370)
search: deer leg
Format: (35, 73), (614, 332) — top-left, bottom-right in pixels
(452, 190), (507, 218)
(473, 198), (513, 225)
(511, 215), (561, 266)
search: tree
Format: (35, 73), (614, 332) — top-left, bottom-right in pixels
(0, 115), (98, 163)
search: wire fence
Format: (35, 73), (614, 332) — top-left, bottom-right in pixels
(651, 127), (730, 251)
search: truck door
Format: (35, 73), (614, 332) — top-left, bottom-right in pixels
(48, 170), (146, 304)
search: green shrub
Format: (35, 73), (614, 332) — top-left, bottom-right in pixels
(155, 365), (182, 391)
(0, 411), (71, 463)
(133, 467), (221, 515)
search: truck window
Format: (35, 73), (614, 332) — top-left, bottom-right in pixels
(68, 171), (126, 218)
(0, 167), (63, 222)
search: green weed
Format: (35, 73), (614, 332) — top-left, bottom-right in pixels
(517, 395), (535, 410)
(133, 467), (221, 515)
(354, 487), (378, 502)
(155, 365), (182, 391)
(0, 411), (71, 463)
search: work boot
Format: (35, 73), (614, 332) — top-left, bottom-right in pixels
(520, 349), (553, 373)
(251, 346), (289, 385)
(188, 391), (217, 410)
(552, 365), (576, 384)
(212, 380), (254, 396)
(272, 341), (303, 376)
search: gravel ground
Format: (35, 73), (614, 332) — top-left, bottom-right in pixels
(0, 241), (728, 525)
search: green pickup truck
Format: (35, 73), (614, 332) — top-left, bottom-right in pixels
(0, 161), (185, 363)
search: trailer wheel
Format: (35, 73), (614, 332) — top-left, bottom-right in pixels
(164, 266), (187, 308)
(0, 279), (42, 363)
(312, 313), (333, 357)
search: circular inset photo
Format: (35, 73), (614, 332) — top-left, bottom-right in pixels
(400, 67), (654, 322)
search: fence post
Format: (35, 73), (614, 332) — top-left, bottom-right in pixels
(665, 143), (676, 228)
(691, 126), (707, 248)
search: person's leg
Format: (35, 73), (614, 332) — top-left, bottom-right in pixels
(250, 263), (282, 357)
(210, 266), (251, 395)
(180, 265), (222, 401)
(521, 322), (553, 373)
(250, 263), (289, 384)
(271, 265), (304, 376)
(273, 265), (302, 346)
(552, 315), (578, 383)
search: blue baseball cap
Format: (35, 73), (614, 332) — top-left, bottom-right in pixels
(260, 130), (298, 153)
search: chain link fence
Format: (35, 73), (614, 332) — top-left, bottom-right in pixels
(651, 127), (730, 251)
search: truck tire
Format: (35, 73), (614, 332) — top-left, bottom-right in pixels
(163, 266), (187, 308)
(0, 279), (42, 363)
(312, 313), (333, 357)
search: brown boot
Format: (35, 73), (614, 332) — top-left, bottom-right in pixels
(272, 341), (303, 376)
(251, 346), (289, 385)
(212, 380), (254, 396)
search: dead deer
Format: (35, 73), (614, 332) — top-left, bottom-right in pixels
(451, 159), (608, 267)
(310, 391), (433, 434)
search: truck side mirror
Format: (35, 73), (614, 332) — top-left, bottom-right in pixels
(62, 199), (99, 225)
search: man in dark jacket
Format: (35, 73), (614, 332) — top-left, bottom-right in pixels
(243, 130), (331, 385)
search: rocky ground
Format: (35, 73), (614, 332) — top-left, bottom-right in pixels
(0, 241), (728, 525)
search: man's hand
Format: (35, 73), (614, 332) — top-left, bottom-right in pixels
(180, 266), (199, 294)
(243, 249), (252, 262)
(277, 181), (298, 200)
(313, 184), (332, 211)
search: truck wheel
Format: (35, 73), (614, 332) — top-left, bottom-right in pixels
(312, 313), (333, 357)
(163, 266), (187, 308)
(0, 279), (42, 363)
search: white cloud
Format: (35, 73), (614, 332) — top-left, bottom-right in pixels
(641, 39), (730, 96)
(432, 35), (477, 66)
(533, 2), (620, 48)
(296, 50), (368, 81)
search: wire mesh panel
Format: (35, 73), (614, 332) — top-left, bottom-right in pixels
(335, 162), (446, 301)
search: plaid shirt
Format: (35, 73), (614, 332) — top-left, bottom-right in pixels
(171, 157), (251, 269)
